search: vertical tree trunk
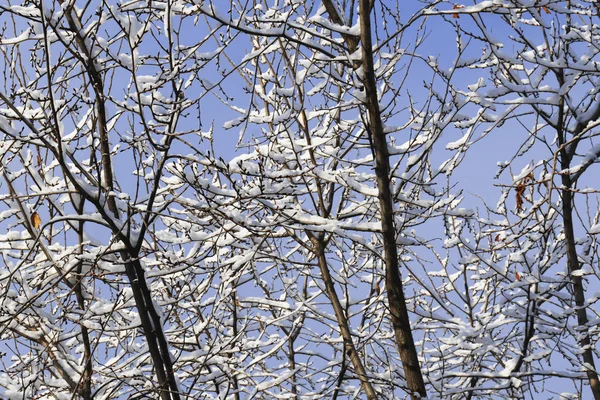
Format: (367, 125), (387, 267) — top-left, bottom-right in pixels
(74, 198), (92, 400)
(358, 1), (426, 398)
(560, 174), (600, 400)
(556, 86), (600, 398)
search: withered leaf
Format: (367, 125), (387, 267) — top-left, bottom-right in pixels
(452, 4), (464, 18)
(31, 212), (42, 229)
(515, 183), (526, 211)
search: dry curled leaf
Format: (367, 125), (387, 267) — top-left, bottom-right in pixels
(515, 172), (535, 211)
(452, 4), (464, 18)
(542, 6), (550, 14)
(515, 271), (521, 282)
(515, 183), (526, 211)
(31, 212), (42, 229)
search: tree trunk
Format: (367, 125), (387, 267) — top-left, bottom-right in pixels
(560, 173), (600, 400)
(358, 1), (427, 398)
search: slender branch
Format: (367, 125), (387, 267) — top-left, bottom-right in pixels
(310, 233), (378, 399)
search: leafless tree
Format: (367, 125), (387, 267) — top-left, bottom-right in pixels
(5, 0), (597, 399)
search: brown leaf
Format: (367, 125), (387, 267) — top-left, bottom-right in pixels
(452, 4), (464, 18)
(31, 212), (42, 229)
(515, 172), (535, 211)
(515, 271), (521, 282)
(515, 183), (526, 211)
(526, 171), (534, 182)
(542, 6), (550, 14)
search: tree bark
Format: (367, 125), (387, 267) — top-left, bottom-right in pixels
(358, 1), (427, 398)
(560, 174), (600, 400)
(556, 85), (600, 399)
(74, 198), (93, 400)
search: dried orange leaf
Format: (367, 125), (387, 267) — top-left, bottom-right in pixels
(515, 183), (526, 211)
(31, 212), (42, 229)
(452, 4), (464, 18)
(542, 6), (550, 14)
(515, 272), (521, 282)
(526, 171), (534, 182)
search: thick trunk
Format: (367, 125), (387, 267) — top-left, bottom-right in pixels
(556, 84), (600, 398)
(358, 1), (427, 398)
(123, 257), (181, 400)
(560, 174), (600, 400)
